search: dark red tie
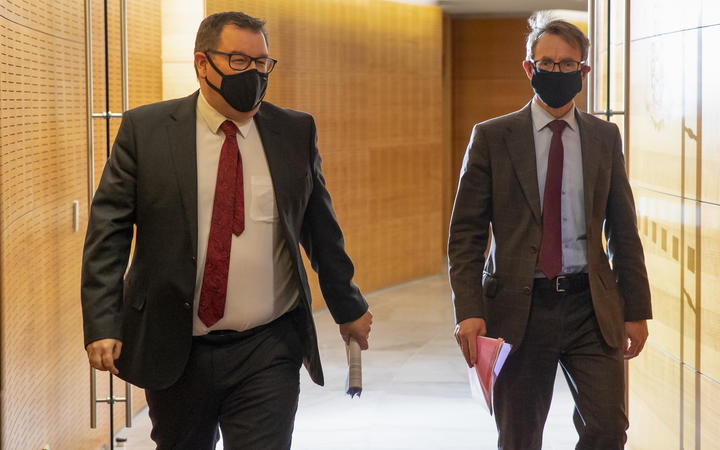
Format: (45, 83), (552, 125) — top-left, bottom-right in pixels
(198, 120), (244, 327)
(538, 119), (567, 279)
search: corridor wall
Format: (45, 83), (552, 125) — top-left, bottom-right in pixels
(0, 0), (444, 447)
(624, 1), (720, 448)
(204, 1), (445, 305)
(0, 0), (160, 447)
(449, 17), (534, 204)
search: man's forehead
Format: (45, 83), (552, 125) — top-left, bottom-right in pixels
(217, 25), (267, 52)
(534, 34), (582, 58)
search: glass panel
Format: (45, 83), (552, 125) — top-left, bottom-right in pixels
(610, 114), (624, 143)
(593, 0), (626, 115)
(609, 0), (625, 112)
(593, 0), (608, 113)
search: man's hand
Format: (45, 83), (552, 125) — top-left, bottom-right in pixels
(454, 317), (487, 368)
(624, 320), (648, 360)
(86, 339), (123, 375)
(339, 310), (373, 350)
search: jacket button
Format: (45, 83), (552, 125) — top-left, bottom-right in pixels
(191, 256), (197, 262)
(183, 301), (192, 310)
(523, 286), (531, 295)
(530, 246), (537, 254)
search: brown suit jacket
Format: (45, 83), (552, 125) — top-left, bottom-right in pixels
(448, 102), (651, 349)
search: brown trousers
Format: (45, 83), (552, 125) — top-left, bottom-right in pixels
(494, 285), (627, 450)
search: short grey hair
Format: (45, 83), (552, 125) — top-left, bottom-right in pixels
(526, 11), (590, 61)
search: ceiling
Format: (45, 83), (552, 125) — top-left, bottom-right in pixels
(392, 0), (588, 15)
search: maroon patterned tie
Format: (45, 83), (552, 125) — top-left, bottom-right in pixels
(538, 119), (567, 280)
(198, 120), (244, 327)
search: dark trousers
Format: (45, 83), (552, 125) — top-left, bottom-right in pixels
(494, 285), (628, 450)
(145, 313), (304, 450)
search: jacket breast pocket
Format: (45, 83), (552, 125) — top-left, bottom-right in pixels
(250, 176), (279, 222)
(482, 271), (498, 298)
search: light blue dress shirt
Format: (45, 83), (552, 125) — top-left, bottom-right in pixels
(531, 99), (588, 276)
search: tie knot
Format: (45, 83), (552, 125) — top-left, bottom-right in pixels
(548, 119), (567, 135)
(220, 120), (238, 137)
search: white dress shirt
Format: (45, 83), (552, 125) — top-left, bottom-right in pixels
(193, 92), (298, 335)
(531, 99), (588, 276)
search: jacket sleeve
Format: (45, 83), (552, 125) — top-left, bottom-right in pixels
(81, 112), (137, 347)
(603, 126), (652, 321)
(448, 124), (493, 323)
(299, 117), (368, 324)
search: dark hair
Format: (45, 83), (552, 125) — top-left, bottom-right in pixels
(526, 11), (590, 61)
(194, 11), (267, 53)
(194, 12), (268, 75)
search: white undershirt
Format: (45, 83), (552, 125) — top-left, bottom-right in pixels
(192, 92), (298, 335)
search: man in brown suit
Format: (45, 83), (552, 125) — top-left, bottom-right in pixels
(448, 13), (652, 450)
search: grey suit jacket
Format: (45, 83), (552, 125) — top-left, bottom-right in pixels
(81, 91), (367, 389)
(448, 102), (651, 350)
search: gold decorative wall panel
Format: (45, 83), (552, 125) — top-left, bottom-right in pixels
(205, 0), (445, 307)
(450, 18), (533, 198)
(0, 0), (161, 448)
(626, 0), (720, 446)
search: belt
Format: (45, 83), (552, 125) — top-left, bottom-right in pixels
(533, 273), (589, 294)
(193, 309), (296, 344)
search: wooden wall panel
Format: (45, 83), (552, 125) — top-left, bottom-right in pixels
(205, 0), (445, 307)
(0, 0), (91, 447)
(701, 26), (720, 205)
(633, 188), (682, 357)
(626, 1), (720, 447)
(699, 203), (720, 381)
(627, 31), (692, 197)
(450, 18), (533, 197)
(0, 0), (161, 448)
(627, 345), (681, 450)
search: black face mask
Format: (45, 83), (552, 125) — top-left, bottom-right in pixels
(204, 53), (268, 112)
(531, 68), (583, 108)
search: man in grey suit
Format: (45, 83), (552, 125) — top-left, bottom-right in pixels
(449, 13), (651, 450)
(81, 11), (372, 449)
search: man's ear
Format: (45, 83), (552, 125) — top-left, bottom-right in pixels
(194, 52), (208, 78)
(581, 64), (592, 80)
(522, 60), (534, 80)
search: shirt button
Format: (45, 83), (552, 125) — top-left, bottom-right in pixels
(183, 301), (192, 310)
(523, 286), (531, 295)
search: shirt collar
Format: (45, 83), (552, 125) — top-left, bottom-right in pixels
(197, 90), (254, 138)
(531, 97), (578, 133)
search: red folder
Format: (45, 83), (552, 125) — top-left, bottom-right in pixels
(468, 336), (512, 415)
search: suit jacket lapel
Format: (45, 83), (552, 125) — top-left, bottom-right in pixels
(254, 104), (291, 222)
(167, 91), (199, 256)
(505, 102), (542, 224)
(576, 111), (601, 229)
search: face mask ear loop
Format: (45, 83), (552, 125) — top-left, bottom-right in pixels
(203, 52), (225, 94)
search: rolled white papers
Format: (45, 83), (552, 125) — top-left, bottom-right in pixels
(345, 339), (362, 398)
